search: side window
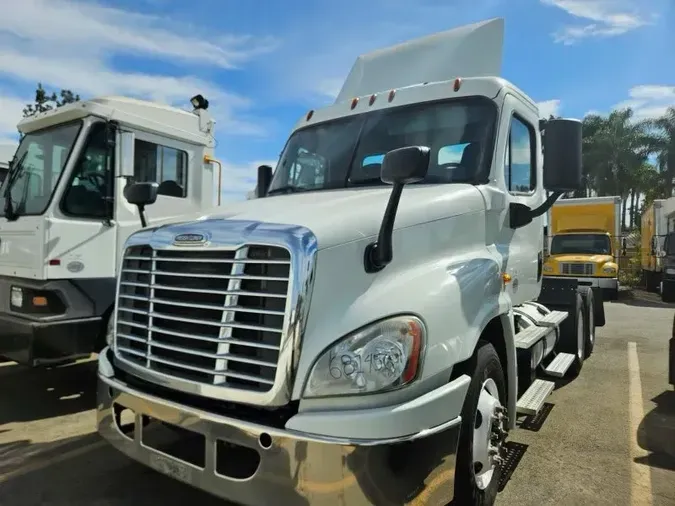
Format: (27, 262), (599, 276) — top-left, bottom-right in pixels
(134, 139), (188, 198)
(505, 116), (536, 193)
(62, 123), (112, 219)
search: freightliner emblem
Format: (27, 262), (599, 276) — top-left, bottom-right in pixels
(173, 233), (207, 246)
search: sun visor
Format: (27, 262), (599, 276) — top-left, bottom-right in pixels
(335, 17), (504, 104)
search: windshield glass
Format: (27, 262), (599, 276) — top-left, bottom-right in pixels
(550, 234), (612, 255)
(0, 121), (81, 217)
(268, 98), (496, 193)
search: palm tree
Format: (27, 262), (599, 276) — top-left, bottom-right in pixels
(652, 107), (675, 197)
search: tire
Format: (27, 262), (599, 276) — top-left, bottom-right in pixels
(557, 292), (585, 376)
(577, 287), (595, 358)
(454, 341), (507, 506)
(662, 281), (675, 303)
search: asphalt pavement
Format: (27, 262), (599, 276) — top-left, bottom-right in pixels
(0, 290), (673, 506)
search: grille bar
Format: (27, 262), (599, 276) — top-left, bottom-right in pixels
(115, 243), (290, 392)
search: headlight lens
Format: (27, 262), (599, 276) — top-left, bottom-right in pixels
(543, 264), (553, 273)
(303, 315), (425, 398)
(666, 268), (675, 275)
(602, 265), (617, 274)
(10, 287), (23, 308)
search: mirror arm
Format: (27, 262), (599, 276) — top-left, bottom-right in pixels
(138, 204), (147, 228)
(510, 191), (564, 229)
(364, 183), (404, 273)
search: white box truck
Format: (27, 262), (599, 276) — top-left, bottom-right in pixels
(0, 94), (224, 366)
(96, 18), (605, 506)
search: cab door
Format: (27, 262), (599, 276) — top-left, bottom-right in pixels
(45, 120), (118, 281)
(493, 94), (545, 305)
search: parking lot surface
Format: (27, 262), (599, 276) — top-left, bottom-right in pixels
(1, 290), (674, 506)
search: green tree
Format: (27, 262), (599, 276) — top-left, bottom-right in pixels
(22, 83), (80, 118)
(651, 106), (675, 197)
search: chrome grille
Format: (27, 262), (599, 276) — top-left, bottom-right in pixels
(560, 262), (594, 276)
(114, 244), (291, 392)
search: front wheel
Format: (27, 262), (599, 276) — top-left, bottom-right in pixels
(453, 341), (507, 506)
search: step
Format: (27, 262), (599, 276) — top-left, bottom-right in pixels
(514, 325), (550, 349)
(516, 379), (555, 416)
(543, 352), (575, 378)
(537, 310), (568, 327)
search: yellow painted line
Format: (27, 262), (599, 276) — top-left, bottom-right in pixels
(0, 439), (108, 484)
(627, 341), (652, 506)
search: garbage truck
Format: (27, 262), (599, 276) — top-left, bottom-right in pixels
(543, 196), (622, 301)
(96, 18), (605, 506)
(0, 94), (223, 366)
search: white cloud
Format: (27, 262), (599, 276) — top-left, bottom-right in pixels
(537, 99), (561, 118)
(0, 0), (276, 140)
(541, 0), (656, 44)
(217, 159), (278, 204)
(612, 85), (675, 120)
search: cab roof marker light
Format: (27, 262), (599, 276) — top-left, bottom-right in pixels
(369, 94), (376, 106)
(351, 97), (359, 110)
(388, 89), (396, 102)
(453, 78), (462, 92)
(306, 110), (314, 121)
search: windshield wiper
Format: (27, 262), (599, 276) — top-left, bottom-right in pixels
(266, 185), (309, 196)
(3, 151), (28, 221)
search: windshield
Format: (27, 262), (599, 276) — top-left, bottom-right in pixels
(550, 234), (612, 255)
(0, 121), (81, 217)
(268, 98), (496, 193)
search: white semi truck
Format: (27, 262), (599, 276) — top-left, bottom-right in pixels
(0, 94), (222, 366)
(97, 18), (605, 506)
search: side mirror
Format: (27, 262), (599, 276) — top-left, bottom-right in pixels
(542, 118), (582, 192)
(117, 131), (135, 178)
(257, 165), (273, 198)
(381, 146), (430, 185)
(124, 182), (158, 228)
(364, 146), (430, 273)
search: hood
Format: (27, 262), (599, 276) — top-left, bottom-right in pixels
(548, 254), (614, 264)
(199, 185), (485, 250)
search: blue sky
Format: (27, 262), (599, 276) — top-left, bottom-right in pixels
(0, 0), (672, 201)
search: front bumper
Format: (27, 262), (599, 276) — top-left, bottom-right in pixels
(0, 311), (101, 366)
(544, 274), (618, 290)
(97, 348), (463, 506)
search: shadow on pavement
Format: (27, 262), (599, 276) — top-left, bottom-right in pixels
(636, 390), (675, 471)
(0, 432), (228, 506)
(0, 359), (97, 425)
(615, 290), (674, 309)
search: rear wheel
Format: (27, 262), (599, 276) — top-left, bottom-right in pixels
(578, 287), (596, 358)
(454, 341), (507, 506)
(557, 293), (585, 376)
(662, 281), (675, 303)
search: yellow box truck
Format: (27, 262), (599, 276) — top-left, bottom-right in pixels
(544, 196), (621, 300)
(641, 197), (675, 293)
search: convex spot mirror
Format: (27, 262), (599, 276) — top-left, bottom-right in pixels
(543, 118), (583, 193)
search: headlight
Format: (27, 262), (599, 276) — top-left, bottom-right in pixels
(10, 287), (23, 308)
(303, 315), (425, 398)
(602, 265), (617, 274)
(666, 268), (675, 275)
(543, 264), (553, 273)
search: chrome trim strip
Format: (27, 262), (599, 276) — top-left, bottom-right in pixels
(99, 372), (461, 446)
(113, 219), (318, 407)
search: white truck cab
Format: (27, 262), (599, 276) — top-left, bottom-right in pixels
(97, 18), (605, 506)
(0, 95), (220, 366)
